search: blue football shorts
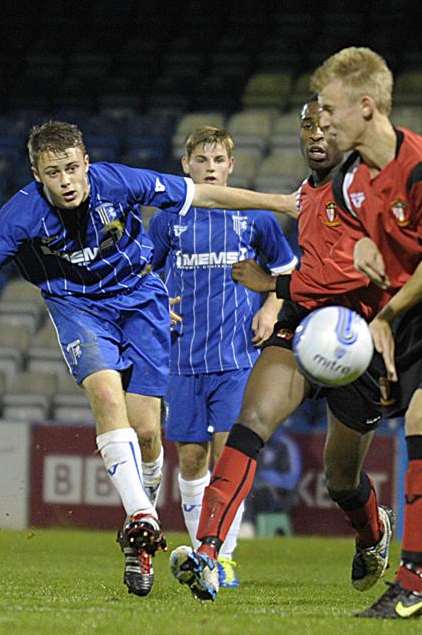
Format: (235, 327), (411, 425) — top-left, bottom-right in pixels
(44, 272), (170, 396)
(164, 368), (251, 442)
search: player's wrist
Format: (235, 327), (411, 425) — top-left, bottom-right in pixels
(275, 275), (291, 299)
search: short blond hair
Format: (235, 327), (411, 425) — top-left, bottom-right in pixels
(310, 47), (393, 115)
(184, 126), (235, 159)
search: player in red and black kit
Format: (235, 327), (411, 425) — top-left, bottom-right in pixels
(169, 96), (395, 603)
(312, 46), (422, 619)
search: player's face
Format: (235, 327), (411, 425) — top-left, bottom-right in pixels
(319, 79), (366, 152)
(182, 142), (234, 186)
(33, 147), (90, 210)
(300, 101), (343, 171)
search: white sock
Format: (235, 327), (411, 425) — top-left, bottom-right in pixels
(142, 446), (164, 486)
(219, 502), (245, 560)
(97, 427), (156, 518)
(178, 472), (210, 549)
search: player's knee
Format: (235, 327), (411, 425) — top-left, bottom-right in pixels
(404, 404), (422, 436)
(136, 423), (160, 447)
(237, 406), (274, 442)
(178, 446), (208, 479)
(86, 382), (123, 413)
(324, 462), (359, 494)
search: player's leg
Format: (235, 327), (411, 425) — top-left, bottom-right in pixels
(120, 273), (170, 506)
(163, 371), (211, 544)
(196, 347), (308, 555)
(324, 408), (393, 591)
(45, 294), (157, 523)
(170, 344), (310, 600)
(177, 439), (211, 548)
(126, 393), (163, 507)
(45, 293), (164, 599)
(206, 370), (253, 587)
(357, 388), (422, 618)
(112, 273), (171, 596)
(83, 370), (156, 517)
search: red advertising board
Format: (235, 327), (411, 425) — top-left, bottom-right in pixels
(289, 431), (397, 535)
(29, 424), (397, 535)
(30, 424), (184, 530)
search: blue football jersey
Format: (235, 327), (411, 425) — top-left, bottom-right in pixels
(149, 207), (297, 374)
(0, 163), (194, 298)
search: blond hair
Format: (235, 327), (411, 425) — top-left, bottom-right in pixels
(184, 126), (235, 159)
(310, 47), (393, 115)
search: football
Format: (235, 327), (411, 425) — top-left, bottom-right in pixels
(292, 306), (374, 387)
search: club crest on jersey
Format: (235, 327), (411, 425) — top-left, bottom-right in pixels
(350, 192), (366, 208)
(391, 199), (410, 227)
(232, 215), (248, 237)
(173, 224), (188, 238)
(322, 201), (341, 226)
(95, 202), (117, 225)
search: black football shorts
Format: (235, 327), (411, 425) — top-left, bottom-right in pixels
(262, 300), (412, 434)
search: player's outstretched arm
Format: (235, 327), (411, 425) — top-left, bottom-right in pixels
(193, 184), (298, 217)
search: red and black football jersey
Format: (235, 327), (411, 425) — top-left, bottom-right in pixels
(332, 127), (422, 292)
(289, 176), (391, 319)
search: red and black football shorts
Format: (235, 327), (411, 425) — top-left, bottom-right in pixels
(262, 300), (422, 434)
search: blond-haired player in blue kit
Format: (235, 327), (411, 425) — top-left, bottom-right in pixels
(149, 127), (297, 587)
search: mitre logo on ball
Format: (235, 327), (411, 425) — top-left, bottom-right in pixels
(292, 306), (374, 387)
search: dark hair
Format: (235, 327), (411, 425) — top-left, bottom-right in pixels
(27, 120), (87, 167)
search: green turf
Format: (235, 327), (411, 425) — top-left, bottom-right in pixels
(0, 529), (420, 634)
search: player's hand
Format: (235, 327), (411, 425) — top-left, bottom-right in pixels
(354, 237), (390, 289)
(251, 307), (276, 346)
(169, 296), (182, 325)
(232, 260), (276, 292)
(369, 316), (397, 381)
(276, 192), (299, 218)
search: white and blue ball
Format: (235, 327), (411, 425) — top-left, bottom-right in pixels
(293, 306), (374, 387)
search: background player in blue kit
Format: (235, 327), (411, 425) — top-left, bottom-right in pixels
(149, 127), (297, 586)
(1, 120), (296, 598)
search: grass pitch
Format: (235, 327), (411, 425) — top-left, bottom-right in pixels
(0, 529), (420, 634)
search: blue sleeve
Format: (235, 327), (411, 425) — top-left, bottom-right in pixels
(148, 211), (172, 270)
(0, 193), (40, 267)
(104, 163), (195, 215)
(254, 212), (297, 273)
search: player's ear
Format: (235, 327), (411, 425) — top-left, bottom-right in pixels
(361, 95), (375, 121)
(31, 165), (41, 183)
(181, 155), (190, 176)
(84, 153), (90, 172)
(228, 156), (235, 175)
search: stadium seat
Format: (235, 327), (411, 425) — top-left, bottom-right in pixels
(288, 73), (313, 109)
(27, 320), (67, 375)
(394, 70), (422, 106)
(52, 373), (94, 425)
(172, 112), (226, 157)
(229, 148), (262, 188)
(1, 279), (44, 305)
(270, 112), (302, 150)
(226, 110), (277, 151)
(2, 370), (58, 422)
(391, 106), (422, 133)
(241, 72), (292, 109)
(255, 149), (307, 192)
